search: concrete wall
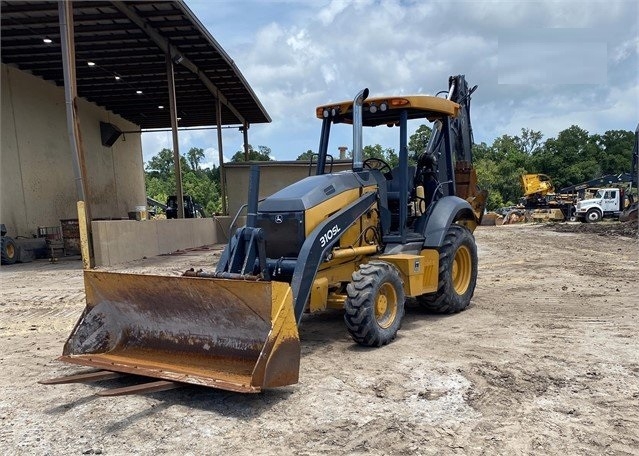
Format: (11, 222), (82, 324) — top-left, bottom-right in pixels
(224, 160), (353, 216)
(92, 216), (243, 266)
(1, 64), (145, 237)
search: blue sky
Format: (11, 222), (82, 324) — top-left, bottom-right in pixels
(141, 0), (639, 168)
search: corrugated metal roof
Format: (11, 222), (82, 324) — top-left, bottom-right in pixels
(0, 0), (271, 128)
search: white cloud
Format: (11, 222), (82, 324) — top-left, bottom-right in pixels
(613, 36), (639, 63)
(172, 0), (639, 160)
(317, 0), (350, 26)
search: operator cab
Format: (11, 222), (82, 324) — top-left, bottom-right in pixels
(313, 92), (475, 243)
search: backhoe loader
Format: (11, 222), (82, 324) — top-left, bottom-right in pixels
(43, 75), (487, 394)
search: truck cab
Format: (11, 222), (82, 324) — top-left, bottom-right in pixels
(575, 187), (625, 223)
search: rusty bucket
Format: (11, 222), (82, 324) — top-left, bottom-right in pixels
(60, 271), (300, 393)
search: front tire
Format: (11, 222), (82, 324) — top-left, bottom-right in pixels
(586, 208), (602, 223)
(344, 261), (405, 347)
(417, 225), (477, 314)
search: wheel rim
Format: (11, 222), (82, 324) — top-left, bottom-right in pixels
(452, 245), (472, 295)
(375, 282), (398, 329)
(588, 211), (599, 222)
(6, 243), (15, 259)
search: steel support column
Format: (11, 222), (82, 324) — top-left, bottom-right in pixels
(216, 98), (227, 215)
(166, 54), (184, 218)
(242, 122), (250, 161)
(58, 1), (93, 268)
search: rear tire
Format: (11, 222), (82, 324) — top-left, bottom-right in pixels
(1, 236), (18, 265)
(417, 225), (477, 314)
(344, 261), (405, 347)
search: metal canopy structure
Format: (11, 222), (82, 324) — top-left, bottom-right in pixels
(0, 0), (271, 129)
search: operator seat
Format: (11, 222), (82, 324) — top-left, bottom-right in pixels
(386, 166), (415, 203)
(386, 166), (415, 231)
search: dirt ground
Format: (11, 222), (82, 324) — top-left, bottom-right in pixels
(1, 222), (638, 455)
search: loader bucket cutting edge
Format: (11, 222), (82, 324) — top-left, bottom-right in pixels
(59, 271), (300, 393)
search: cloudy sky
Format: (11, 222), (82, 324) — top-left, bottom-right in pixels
(141, 0), (638, 168)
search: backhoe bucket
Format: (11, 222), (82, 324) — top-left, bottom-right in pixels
(60, 271), (300, 393)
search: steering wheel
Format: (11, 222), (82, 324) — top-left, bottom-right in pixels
(362, 157), (392, 175)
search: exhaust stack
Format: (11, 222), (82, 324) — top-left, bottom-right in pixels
(352, 88), (369, 172)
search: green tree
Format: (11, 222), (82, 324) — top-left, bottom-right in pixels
(474, 158), (505, 209)
(145, 148), (222, 215)
(408, 124), (433, 164)
(515, 128), (543, 155)
(488, 135), (529, 204)
(145, 148), (175, 179)
(186, 147), (205, 171)
(348, 144), (398, 168)
(531, 125), (601, 189)
(231, 145), (274, 162)
(204, 165), (220, 182)
(145, 174), (173, 205)
(472, 141), (492, 161)
(596, 129), (635, 174)
(296, 150), (316, 161)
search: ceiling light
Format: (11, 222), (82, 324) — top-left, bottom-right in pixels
(136, 90), (143, 95)
(87, 61), (96, 67)
(43, 37), (52, 44)
(114, 75), (121, 80)
(158, 105), (164, 109)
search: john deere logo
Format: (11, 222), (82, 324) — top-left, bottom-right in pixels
(274, 215), (283, 224)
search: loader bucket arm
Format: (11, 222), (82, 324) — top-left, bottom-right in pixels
(291, 191), (378, 323)
(60, 270), (300, 393)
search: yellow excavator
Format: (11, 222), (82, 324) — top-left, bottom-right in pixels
(43, 75), (486, 394)
(502, 174), (576, 223)
(520, 174), (555, 204)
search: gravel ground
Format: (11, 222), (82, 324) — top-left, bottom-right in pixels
(1, 223), (638, 455)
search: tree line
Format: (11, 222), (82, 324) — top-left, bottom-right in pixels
(145, 124), (635, 214)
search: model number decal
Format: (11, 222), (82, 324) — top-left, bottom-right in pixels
(319, 224), (341, 247)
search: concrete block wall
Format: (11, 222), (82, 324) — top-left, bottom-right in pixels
(92, 216), (244, 266)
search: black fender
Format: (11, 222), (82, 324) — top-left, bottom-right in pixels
(418, 196), (475, 248)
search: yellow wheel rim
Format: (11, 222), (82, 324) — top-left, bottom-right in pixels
(452, 245), (472, 295)
(375, 282), (398, 329)
(6, 243), (15, 259)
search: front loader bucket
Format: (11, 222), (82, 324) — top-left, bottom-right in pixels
(60, 271), (300, 393)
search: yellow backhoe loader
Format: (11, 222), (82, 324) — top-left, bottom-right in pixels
(43, 75), (487, 394)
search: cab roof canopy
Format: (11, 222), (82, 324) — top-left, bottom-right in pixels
(316, 95), (460, 127)
(0, 0), (270, 129)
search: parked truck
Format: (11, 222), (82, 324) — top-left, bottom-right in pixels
(568, 123), (638, 223)
(575, 187), (629, 223)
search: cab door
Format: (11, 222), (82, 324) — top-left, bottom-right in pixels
(602, 190), (618, 212)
